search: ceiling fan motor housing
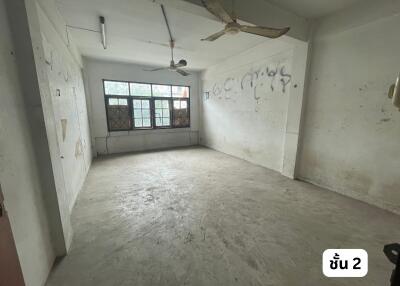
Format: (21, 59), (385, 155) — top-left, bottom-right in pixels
(225, 22), (241, 35)
(178, 59), (187, 66)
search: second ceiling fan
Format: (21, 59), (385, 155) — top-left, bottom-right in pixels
(201, 0), (290, 41)
(146, 4), (190, 76)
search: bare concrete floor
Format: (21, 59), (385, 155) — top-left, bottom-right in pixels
(46, 147), (400, 286)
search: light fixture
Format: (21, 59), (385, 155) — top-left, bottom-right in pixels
(388, 73), (400, 110)
(100, 16), (106, 49)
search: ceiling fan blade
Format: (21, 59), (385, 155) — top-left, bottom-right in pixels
(240, 25), (290, 39)
(201, 29), (226, 41)
(201, 0), (233, 23)
(144, 67), (169, 72)
(176, 69), (190, 76)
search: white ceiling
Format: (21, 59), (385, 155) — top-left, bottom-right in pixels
(266, 0), (363, 18)
(56, 0), (270, 70)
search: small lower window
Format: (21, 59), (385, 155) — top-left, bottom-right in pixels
(106, 97), (131, 131)
(173, 99), (189, 127)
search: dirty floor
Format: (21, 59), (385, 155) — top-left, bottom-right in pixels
(46, 147), (400, 286)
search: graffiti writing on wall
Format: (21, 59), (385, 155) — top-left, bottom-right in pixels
(204, 62), (292, 102)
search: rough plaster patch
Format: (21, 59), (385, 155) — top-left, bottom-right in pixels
(75, 138), (83, 158)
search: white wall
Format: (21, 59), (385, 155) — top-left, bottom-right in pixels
(84, 58), (200, 155)
(1, 0), (92, 284)
(16, 0), (92, 251)
(298, 0), (400, 214)
(201, 40), (296, 173)
(37, 2), (92, 214)
(0, 0), (55, 285)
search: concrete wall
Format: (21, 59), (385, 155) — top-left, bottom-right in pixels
(14, 0), (92, 251)
(200, 41), (296, 173)
(0, 0), (55, 285)
(1, 0), (92, 284)
(37, 2), (92, 213)
(84, 58), (200, 155)
(298, 0), (400, 214)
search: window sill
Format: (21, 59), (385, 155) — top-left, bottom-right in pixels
(108, 127), (193, 137)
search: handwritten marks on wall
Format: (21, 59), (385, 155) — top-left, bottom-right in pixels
(41, 33), (88, 160)
(203, 57), (292, 105)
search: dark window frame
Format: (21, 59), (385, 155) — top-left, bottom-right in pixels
(103, 79), (190, 132)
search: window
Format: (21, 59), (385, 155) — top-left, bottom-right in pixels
(104, 81), (129, 96)
(133, 99), (151, 128)
(105, 97), (130, 131)
(130, 83), (151, 97)
(103, 80), (190, 131)
(152, 84), (171, 97)
(173, 99), (189, 127)
(154, 100), (170, 127)
(172, 86), (189, 98)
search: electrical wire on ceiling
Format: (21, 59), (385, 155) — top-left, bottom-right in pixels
(143, 4), (190, 76)
(65, 16), (106, 49)
(66, 25), (100, 33)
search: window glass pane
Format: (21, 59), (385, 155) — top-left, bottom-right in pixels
(172, 99), (189, 128)
(162, 100), (169, 108)
(109, 98), (119, 105)
(130, 83), (151, 97)
(133, 100), (141, 108)
(155, 100), (169, 110)
(173, 100), (181, 109)
(134, 119), (143, 128)
(109, 98), (128, 106)
(152, 84), (171, 97)
(162, 109), (170, 117)
(143, 118), (151, 127)
(134, 109), (142, 118)
(154, 114), (170, 126)
(162, 118), (170, 126)
(142, 109), (150, 118)
(142, 100), (150, 108)
(104, 81), (129, 96)
(172, 86), (189, 98)
(119, 98), (128, 105)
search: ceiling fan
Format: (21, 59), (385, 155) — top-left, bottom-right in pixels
(145, 4), (190, 76)
(201, 0), (290, 41)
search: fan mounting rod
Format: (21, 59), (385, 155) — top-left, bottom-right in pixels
(169, 40), (175, 62)
(142, 4), (190, 76)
